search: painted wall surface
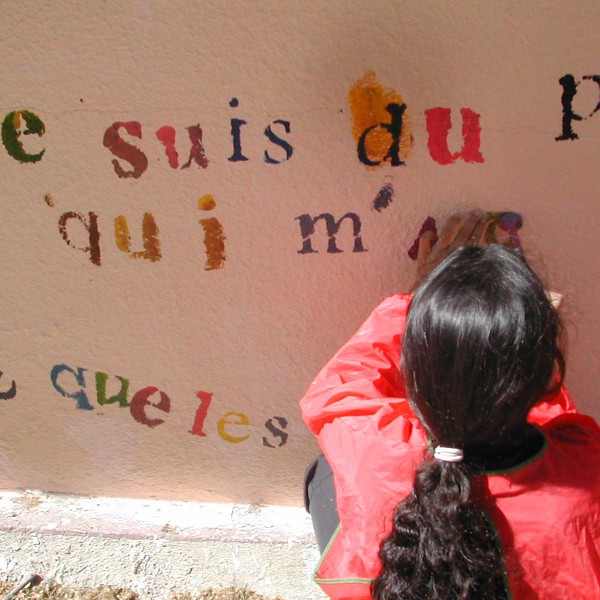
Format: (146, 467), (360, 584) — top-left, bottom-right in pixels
(1, 0), (599, 504)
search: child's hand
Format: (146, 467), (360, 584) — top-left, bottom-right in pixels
(414, 210), (490, 289)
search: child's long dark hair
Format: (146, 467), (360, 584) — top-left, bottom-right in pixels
(372, 245), (564, 600)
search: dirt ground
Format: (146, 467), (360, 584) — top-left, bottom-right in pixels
(0, 580), (282, 600)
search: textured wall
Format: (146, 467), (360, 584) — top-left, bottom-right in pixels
(1, 0), (599, 504)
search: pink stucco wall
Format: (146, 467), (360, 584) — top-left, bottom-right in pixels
(0, 1), (599, 504)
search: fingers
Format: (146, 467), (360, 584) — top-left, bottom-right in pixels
(412, 210), (494, 290)
(416, 230), (438, 267)
(481, 219), (494, 246)
(435, 214), (464, 250)
(428, 211), (487, 263)
(446, 210), (487, 253)
(468, 214), (490, 246)
(546, 291), (563, 310)
(412, 230), (440, 289)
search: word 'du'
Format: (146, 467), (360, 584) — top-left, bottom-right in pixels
(349, 70), (484, 167)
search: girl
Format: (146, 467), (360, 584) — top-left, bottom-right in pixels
(300, 212), (600, 599)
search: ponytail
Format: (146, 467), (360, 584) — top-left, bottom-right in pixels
(373, 245), (562, 600)
(372, 459), (508, 599)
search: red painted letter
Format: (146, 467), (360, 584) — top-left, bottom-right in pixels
(425, 108), (484, 165)
(155, 125), (209, 170)
(103, 121), (148, 178)
(155, 126), (179, 168)
(181, 125), (209, 169)
(130, 386), (171, 428)
(58, 211), (101, 266)
(188, 391), (213, 437)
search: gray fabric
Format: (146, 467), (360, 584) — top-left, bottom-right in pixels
(304, 455), (340, 554)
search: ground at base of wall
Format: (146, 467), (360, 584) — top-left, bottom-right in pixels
(0, 492), (325, 600)
(0, 580), (282, 600)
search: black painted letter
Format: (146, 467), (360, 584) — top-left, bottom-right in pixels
(357, 103), (407, 166)
(264, 120), (293, 164)
(556, 74), (600, 141)
(262, 417), (289, 448)
(296, 213), (367, 254)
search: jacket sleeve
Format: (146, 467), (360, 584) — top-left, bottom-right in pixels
(299, 294), (412, 435)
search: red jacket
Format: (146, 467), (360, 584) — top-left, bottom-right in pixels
(300, 294), (600, 600)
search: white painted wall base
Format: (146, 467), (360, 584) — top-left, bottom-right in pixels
(0, 491), (326, 600)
